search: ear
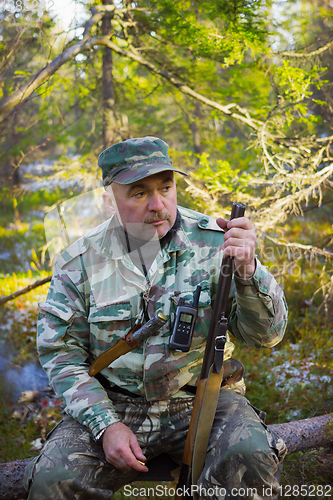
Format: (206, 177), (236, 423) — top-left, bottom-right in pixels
(102, 190), (116, 215)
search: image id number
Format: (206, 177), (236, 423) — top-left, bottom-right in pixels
(1, 1), (54, 14)
(280, 484), (332, 497)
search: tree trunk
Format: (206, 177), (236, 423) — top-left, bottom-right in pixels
(269, 414), (333, 454)
(0, 414), (332, 500)
(190, 102), (203, 158)
(0, 458), (31, 500)
(102, 0), (117, 148)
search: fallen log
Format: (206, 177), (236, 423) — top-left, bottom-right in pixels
(0, 414), (332, 500)
(269, 413), (333, 454)
(0, 458), (31, 500)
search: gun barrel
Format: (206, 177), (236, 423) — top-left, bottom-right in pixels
(176, 203), (246, 499)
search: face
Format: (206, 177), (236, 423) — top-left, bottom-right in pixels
(103, 171), (178, 240)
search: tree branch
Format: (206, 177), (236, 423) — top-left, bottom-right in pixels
(0, 276), (51, 306)
(263, 235), (333, 260)
(93, 37), (263, 131)
(0, 10), (263, 133)
(280, 38), (333, 58)
(0, 7), (106, 122)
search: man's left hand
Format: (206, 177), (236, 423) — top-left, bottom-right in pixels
(216, 216), (256, 279)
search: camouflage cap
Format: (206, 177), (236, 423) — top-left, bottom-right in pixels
(98, 136), (188, 186)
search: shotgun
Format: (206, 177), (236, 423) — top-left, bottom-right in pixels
(175, 202), (246, 500)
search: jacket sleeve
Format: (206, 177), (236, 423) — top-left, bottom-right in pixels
(228, 258), (288, 348)
(37, 262), (120, 438)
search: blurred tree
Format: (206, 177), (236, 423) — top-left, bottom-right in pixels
(0, 0), (272, 185)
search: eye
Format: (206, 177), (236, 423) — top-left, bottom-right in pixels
(133, 191), (145, 198)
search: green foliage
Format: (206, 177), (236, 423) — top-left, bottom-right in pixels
(0, 398), (40, 462)
(274, 61), (328, 125)
(142, 0), (270, 66)
(280, 450), (333, 498)
(238, 325), (333, 424)
(0, 186), (73, 273)
(195, 153), (253, 196)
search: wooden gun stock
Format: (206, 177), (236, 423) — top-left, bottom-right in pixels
(175, 203), (246, 500)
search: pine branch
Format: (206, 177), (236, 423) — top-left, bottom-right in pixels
(94, 36), (262, 132)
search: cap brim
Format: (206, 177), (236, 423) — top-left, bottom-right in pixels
(113, 164), (189, 184)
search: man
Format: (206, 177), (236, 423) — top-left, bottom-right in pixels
(25, 136), (288, 499)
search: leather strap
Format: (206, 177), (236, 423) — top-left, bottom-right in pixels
(191, 365), (223, 500)
(89, 337), (138, 376)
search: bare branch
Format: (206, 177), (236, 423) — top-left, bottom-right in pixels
(263, 235), (333, 260)
(0, 276), (52, 306)
(280, 38), (333, 58)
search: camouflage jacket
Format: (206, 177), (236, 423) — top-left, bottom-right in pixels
(37, 206), (288, 438)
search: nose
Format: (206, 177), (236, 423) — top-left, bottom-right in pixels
(148, 191), (164, 212)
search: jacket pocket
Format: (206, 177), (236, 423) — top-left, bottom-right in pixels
(88, 301), (132, 323)
(88, 301), (132, 350)
(39, 300), (76, 322)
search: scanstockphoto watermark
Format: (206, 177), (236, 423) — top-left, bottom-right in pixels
(123, 484), (277, 498)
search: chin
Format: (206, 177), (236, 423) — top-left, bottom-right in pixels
(156, 224), (172, 239)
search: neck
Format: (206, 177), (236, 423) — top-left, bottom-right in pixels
(159, 209), (181, 248)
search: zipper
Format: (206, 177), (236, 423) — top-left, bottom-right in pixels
(118, 263), (159, 323)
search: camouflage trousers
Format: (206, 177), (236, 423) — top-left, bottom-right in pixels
(24, 390), (287, 500)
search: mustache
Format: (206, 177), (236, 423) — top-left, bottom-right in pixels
(144, 212), (171, 224)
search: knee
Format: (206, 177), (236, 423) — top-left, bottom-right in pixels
(25, 453), (80, 499)
(198, 436), (282, 499)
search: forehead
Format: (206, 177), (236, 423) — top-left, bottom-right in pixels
(112, 171), (175, 195)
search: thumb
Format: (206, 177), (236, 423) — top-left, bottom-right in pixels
(216, 217), (227, 230)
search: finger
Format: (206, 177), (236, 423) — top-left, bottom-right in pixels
(223, 236), (248, 249)
(223, 244), (254, 262)
(227, 217), (253, 231)
(130, 435), (146, 462)
(216, 217), (228, 230)
(223, 227), (250, 242)
(129, 436), (149, 472)
(121, 448), (148, 472)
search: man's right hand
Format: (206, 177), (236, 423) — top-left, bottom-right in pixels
(102, 422), (148, 472)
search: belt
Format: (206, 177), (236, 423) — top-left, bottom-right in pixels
(95, 373), (141, 398)
(95, 373), (197, 399)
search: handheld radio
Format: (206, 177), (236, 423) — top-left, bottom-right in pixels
(169, 285), (201, 352)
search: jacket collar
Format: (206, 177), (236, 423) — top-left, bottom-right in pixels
(100, 209), (191, 260)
